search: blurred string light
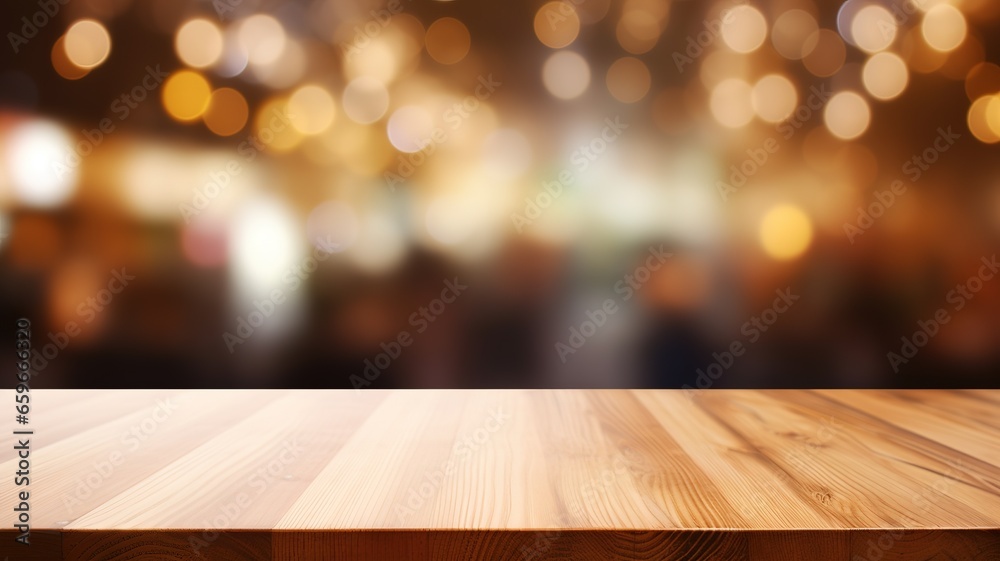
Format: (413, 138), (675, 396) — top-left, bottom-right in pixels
(710, 78), (754, 128)
(64, 19), (112, 69)
(5, 120), (78, 208)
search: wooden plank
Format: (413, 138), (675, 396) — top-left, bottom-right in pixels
(0, 389), (996, 561)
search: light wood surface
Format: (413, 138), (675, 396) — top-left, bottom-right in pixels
(1, 390), (998, 560)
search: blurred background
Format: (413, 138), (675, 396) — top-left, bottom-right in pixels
(1, 0), (999, 389)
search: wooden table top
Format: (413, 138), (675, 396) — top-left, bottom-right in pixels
(1, 389), (998, 560)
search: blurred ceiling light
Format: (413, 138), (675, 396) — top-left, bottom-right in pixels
(288, 84), (336, 135)
(5, 120), (78, 208)
(710, 78), (755, 128)
(305, 200), (358, 252)
(204, 87), (249, 136)
(238, 14), (287, 66)
(850, 5), (897, 53)
(759, 204), (813, 260)
(64, 19), (111, 69)
(387, 105), (436, 153)
(863, 52), (909, 101)
(751, 74), (798, 123)
(968, 95), (1000, 144)
(162, 70), (212, 122)
(176, 18), (224, 68)
(606, 57), (651, 103)
(230, 196), (303, 296)
(542, 50), (590, 99)
(824, 91), (871, 140)
(534, 2), (581, 48)
(772, 9), (818, 60)
(720, 5), (767, 53)
(802, 29), (846, 77)
(51, 36), (90, 80)
(922, 4), (967, 52)
(343, 77), (390, 124)
(425, 17), (471, 64)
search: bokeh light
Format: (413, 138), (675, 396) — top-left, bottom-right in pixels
(4, 120), (78, 208)
(759, 204), (813, 260)
(825, 91), (871, 140)
(751, 74), (798, 123)
(425, 17), (471, 64)
(543, 51), (590, 100)
(343, 77), (391, 124)
(606, 57), (651, 103)
(387, 105), (436, 153)
(803, 29), (846, 77)
(850, 5), (897, 53)
(288, 85), (336, 135)
(710, 78), (755, 128)
(771, 9), (818, 60)
(175, 19), (223, 69)
(534, 2), (581, 49)
(203, 88), (249, 136)
(863, 52), (909, 101)
(720, 5), (767, 53)
(921, 4), (967, 53)
(238, 14), (287, 66)
(162, 70), (212, 122)
(64, 19), (112, 69)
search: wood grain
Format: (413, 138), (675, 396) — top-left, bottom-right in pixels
(0, 390), (997, 560)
